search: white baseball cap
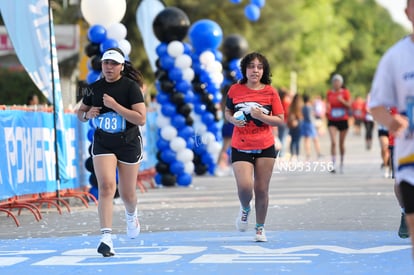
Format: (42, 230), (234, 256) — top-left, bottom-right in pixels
(101, 49), (125, 64)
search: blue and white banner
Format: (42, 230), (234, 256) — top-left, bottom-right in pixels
(0, 0), (69, 184)
(0, 111), (89, 200)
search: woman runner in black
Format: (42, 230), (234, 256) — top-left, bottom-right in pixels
(77, 48), (146, 257)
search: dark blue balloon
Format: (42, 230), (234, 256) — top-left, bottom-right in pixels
(86, 70), (101, 84)
(170, 161), (185, 175)
(160, 55), (175, 70)
(201, 112), (215, 124)
(156, 138), (170, 150)
(177, 173), (192, 186)
(89, 186), (99, 200)
(168, 67), (183, 82)
(176, 80), (191, 93)
(208, 163), (216, 175)
(208, 123), (219, 133)
(194, 103), (206, 114)
(100, 38), (118, 53)
(88, 25), (107, 43)
(161, 103), (176, 117)
(178, 126), (195, 139)
(161, 149), (176, 163)
(156, 92), (170, 104)
(183, 42), (192, 55)
(154, 173), (163, 185)
(184, 90), (195, 103)
(87, 128), (95, 142)
(156, 43), (169, 57)
(230, 0), (242, 3)
(188, 19), (223, 52)
(245, 4), (261, 22)
(201, 152), (214, 165)
(193, 142), (205, 155)
(171, 114), (186, 129)
(186, 137), (195, 149)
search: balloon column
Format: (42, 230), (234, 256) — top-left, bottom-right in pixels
(221, 34), (249, 90)
(152, 7), (195, 187)
(188, 19), (223, 176)
(80, 0), (130, 197)
(229, 0), (266, 22)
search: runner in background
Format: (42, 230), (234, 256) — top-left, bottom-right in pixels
(363, 93), (375, 150)
(351, 95), (366, 136)
(326, 74), (352, 173)
(312, 94), (326, 136)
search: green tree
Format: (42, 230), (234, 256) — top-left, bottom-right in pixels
(332, 0), (408, 97)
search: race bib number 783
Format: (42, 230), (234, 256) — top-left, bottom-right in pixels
(93, 112), (126, 133)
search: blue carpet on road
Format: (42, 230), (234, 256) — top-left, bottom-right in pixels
(0, 231), (412, 274)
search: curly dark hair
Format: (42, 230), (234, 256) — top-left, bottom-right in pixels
(239, 52), (272, 85)
(105, 47), (144, 88)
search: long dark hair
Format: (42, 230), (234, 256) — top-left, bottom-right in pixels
(239, 52), (272, 85)
(106, 47), (144, 88)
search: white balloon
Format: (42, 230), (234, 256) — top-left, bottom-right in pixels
(160, 125), (177, 141)
(81, 0), (126, 27)
(156, 114), (170, 128)
(184, 161), (194, 174)
(106, 23), (127, 41)
(182, 68), (195, 82)
(202, 132), (216, 145)
(194, 121), (207, 134)
(177, 148), (194, 163)
(170, 137), (187, 152)
(208, 141), (222, 155)
(167, 41), (184, 58)
(118, 39), (131, 56)
(206, 61), (223, 73)
(199, 51), (215, 65)
(175, 54), (192, 69)
(211, 72), (224, 86)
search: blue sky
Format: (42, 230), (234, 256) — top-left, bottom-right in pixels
(376, 0), (411, 30)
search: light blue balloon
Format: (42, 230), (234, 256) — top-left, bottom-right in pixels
(245, 4), (261, 22)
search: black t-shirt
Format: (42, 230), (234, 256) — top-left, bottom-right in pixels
(82, 76), (144, 129)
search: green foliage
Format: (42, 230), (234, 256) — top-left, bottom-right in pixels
(332, 0), (408, 96)
(0, 68), (45, 105)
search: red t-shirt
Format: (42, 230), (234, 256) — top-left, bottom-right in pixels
(326, 88), (351, 121)
(226, 83), (284, 150)
(351, 99), (366, 120)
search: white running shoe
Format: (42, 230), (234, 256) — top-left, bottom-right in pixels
(255, 226), (267, 242)
(126, 208), (140, 239)
(236, 207), (250, 232)
(97, 233), (115, 257)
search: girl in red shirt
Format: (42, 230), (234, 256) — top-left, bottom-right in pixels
(225, 52), (284, 242)
(326, 74), (352, 173)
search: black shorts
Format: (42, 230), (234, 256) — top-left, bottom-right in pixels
(378, 129), (389, 137)
(92, 127), (143, 164)
(327, 120), (348, 131)
(231, 145), (277, 164)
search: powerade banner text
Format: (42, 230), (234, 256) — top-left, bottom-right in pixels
(0, 0), (68, 182)
(0, 111), (89, 200)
